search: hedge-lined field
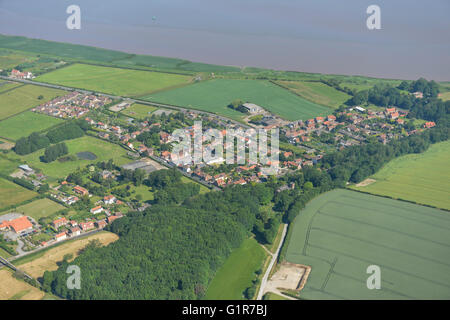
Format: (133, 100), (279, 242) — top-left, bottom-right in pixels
(276, 81), (351, 109)
(351, 140), (450, 210)
(36, 63), (193, 97)
(144, 79), (332, 121)
(21, 135), (132, 178)
(0, 178), (36, 209)
(285, 189), (450, 299)
(0, 85), (65, 120)
(0, 111), (63, 140)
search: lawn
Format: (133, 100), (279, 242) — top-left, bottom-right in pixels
(0, 111), (63, 140)
(0, 84), (66, 120)
(285, 189), (450, 299)
(351, 140), (450, 210)
(16, 231), (119, 278)
(21, 135), (132, 178)
(276, 81), (351, 109)
(144, 79), (332, 121)
(0, 270), (45, 300)
(1, 198), (65, 221)
(0, 178), (37, 210)
(204, 238), (267, 300)
(121, 103), (158, 119)
(36, 63), (193, 97)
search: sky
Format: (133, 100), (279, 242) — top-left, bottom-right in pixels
(0, 0), (449, 80)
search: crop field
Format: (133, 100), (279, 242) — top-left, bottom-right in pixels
(0, 270), (45, 300)
(351, 140), (450, 210)
(0, 84), (66, 120)
(1, 198), (65, 221)
(285, 189), (450, 299)
(0, 111), (63, 140)
(16, 231), (119, 278)
(36, 63), (193, 97)
(205, 238), (268, 300)
(20, 135), (131, 178)
(121, 103), (158, 119)
(144, 79), (332, 121)
(0, 178), (36, 210)
(276, 81), (351, 109)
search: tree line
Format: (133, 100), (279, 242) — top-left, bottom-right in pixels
(14, 121), (87, 155)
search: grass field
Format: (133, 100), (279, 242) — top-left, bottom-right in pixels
(0, 178), (36, 210)
(0, 156), (19, 175)
(351, 140), (450, 210)
(0, 111), (63, 140)
(276, 81), (351, 109)
(0, 84), (65, 120)
(1, 198), (65, 221)
(440, 91), (450, 101)
(121, 103), (158, 119)
(285, 189), (450, 299)
(0, 270), (45, 300)
(144, 79), (332, 121)
(20, 135), (132, 178)
(16, 231), (119, 278)
(263, 292), (289, 300)
(36, 63), (193, 97)
(0, 81), (22, 94)
(204, 238), (267, 300)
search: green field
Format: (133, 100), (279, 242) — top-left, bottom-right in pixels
(285, 189), (450, 299)
(277, 81), (351, 109)
(144, 79), (332, 121)
(0, 81), (22, 94)
(0, 178), (36, 209)
(0, 84), (65, 120)
(351, 140), (450, 210)
(0, 156), (19, 175)
(20, 136), (132, 178)
(121, 103), (158, 119)
(1, 198), (65, 220)
(205, 238), (267, 300)
(36, 63), (193, 97)
(0, 111), (63, 140)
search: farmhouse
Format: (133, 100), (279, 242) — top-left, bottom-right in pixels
(242, 103), (264, 114)
(4, 216), (33, 235)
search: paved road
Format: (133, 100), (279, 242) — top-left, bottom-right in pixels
(257, 223), (288, 300)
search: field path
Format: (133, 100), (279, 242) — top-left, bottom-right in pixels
(257, 224), (288, 300)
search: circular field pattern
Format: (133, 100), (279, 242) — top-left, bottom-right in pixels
(76, 151), (97, 160)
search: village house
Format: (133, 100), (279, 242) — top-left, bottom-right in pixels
(90, 206), (104, 215)
(104, 195), (117, 205)
(74, 185), (89, 196)
(70, 227), (81, 237)
(79, 221), (95, 231)
(96, 220), (107, 229)
(53, 217), (68, 229)
(55, 232), (67, 242)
